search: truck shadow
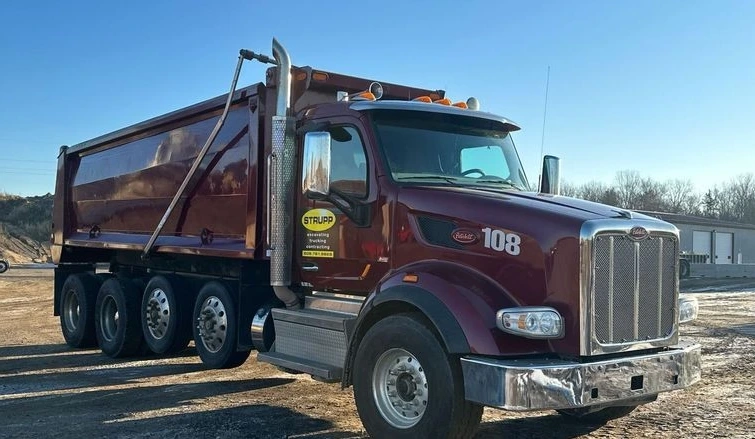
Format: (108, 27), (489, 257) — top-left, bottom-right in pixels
(0, 378), (367, 438)
(476, 414), (605, 438)
(0, 343), (199, 375)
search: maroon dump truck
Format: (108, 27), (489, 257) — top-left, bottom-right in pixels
(52, 39), (701, 438)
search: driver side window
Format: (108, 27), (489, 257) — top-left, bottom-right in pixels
(329, 126), (367, 197)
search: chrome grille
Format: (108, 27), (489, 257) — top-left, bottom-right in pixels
(592, 233), (677, 346)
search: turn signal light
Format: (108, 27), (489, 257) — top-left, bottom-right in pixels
(402, 274), (419, 283)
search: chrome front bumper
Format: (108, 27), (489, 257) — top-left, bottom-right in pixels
(460, 341), (701, 411)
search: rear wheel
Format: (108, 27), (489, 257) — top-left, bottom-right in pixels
(353, 313), (483, 439)
(95, 277), (144, 358)
(141, 275), (191, 354)
(557, 405), (638, 424)
(60, 273), (102, 348)
(192, 281), (250, 369)
(0, 260), (9, 274)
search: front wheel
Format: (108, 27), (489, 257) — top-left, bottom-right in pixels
(353, 313), (482, 439)
(0, 260), (9, 274)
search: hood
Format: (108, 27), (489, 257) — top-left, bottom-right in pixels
(401, 184), (653, 221)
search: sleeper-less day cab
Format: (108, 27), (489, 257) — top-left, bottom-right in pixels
(52, 39), (701, 438)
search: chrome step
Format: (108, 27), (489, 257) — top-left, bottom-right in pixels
(257, 351), (341, 382)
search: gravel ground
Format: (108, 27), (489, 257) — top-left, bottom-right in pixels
(0, 268), (754, 438)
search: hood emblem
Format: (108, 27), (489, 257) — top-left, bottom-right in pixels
(628, 226), (650, 240)
(451, 229), (479, 245)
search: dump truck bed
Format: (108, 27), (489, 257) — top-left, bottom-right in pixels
(55, 84), (264, 261)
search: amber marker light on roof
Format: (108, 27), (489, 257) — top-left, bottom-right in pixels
(413, 96), (433, 103)
(312, 71), (329, 81)
(433, 98), (452, 106)
(452, 101), (468, 109)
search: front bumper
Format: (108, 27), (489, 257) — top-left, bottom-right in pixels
(460, 341), (701, 411)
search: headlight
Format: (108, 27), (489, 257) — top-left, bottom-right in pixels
(496, 307), (564, 339)
(679, 295), (699, 324)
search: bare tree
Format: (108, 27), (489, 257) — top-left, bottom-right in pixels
(614, 170), (643, 209)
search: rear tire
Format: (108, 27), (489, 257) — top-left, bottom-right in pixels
(192, 281), (250, 369)
(353, 313), (483, 439)
(557, 405), (638, 424)
(95, 277), (144, 358)
(60, 273), (102, 348)
(0, 260), (9, 274)
(141, 275), (191, 354)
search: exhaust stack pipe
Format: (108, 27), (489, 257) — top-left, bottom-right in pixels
(269, 38), (300, 309)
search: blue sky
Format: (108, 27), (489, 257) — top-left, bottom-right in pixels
(1, 1), (753, 196)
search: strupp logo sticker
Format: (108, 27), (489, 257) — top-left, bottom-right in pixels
(302, 209), (336, 232)
(451, 229), (479, 245)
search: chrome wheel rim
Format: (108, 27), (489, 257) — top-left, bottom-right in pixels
(62, 289), (80, 333)
(100, 296), (119, 342)
(145, 288), (170, 340)
(197, 296), (227, 353)
(372, 348), (428, 429)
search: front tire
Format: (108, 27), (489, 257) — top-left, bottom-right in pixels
(95, 277), (144, 358)
(141, 275), (191, 354)
(353, 313), (482, 439)
(192, 281), (250, 369)
(0, 259), (9, 274)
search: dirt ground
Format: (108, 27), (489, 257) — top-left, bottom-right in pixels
(1, 268), (754, 439)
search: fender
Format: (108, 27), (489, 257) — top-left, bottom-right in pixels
(342, 259), (545, 387)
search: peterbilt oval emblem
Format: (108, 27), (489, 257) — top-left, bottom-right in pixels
(628, 226), (650, 240)
(451, 229), (479, 245)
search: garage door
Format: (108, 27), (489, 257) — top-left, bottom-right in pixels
(692, 231), (711, 263)
(715, 232), (733, 264)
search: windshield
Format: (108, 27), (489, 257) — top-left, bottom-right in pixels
(370, 110), (530, 191)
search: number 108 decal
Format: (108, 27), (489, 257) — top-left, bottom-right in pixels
(481, 227), (521, 256)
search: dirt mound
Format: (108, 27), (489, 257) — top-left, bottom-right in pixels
(0, 193), (53, 265)
(0, 223), (50, 264)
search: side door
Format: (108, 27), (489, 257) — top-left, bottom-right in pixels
(295, 119), (389, 294)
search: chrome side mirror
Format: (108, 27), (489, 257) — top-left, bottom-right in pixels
(301, 131), (331, 199)
(539, 155), (561, 195)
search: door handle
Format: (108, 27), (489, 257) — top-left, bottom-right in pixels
(302, 263), (319, 272)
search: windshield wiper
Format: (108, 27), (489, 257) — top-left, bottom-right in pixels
(395, 175), (463, 185)
(471, 178), (521, 190)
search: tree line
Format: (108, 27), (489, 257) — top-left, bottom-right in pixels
(561, 171), (755, 225)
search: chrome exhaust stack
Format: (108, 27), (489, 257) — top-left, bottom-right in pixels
(269, 38), (300, 309)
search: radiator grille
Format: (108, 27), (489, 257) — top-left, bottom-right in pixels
(592, 234), (677, 346)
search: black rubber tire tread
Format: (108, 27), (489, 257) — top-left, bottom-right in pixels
(192, 281), (250, 369)
(95, 277), (144, 358)
(0, 260), (9, 274)
(140, 275), (191, 354)
(352, 312), (483, 439)
(679, 259), (691, 279)
(59, 273), (102, 348)
(557, 405), (638, 424)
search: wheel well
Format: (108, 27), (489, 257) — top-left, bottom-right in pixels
(343, 300), (451, 388)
